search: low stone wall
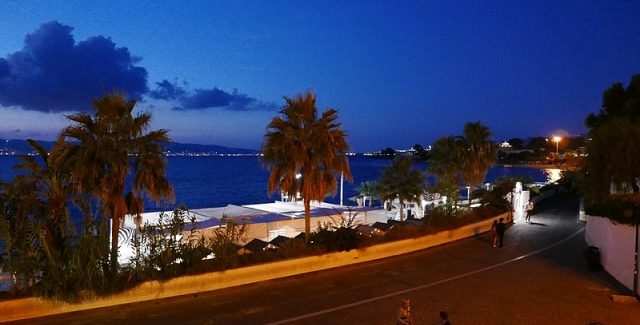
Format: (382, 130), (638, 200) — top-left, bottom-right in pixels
(584, 215), (639, 290)
(0, 212), (508, 322)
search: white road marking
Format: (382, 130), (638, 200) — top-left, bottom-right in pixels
(267, 227), (585, 325)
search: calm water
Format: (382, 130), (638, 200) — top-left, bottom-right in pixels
(0, 155), (549, 211)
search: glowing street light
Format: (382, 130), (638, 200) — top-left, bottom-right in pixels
(553, 136), (561, 155)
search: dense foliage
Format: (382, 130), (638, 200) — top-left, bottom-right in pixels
(261, 91), (352, 241)
(128, 207), (247, 280)
(428, 121), (497, 208)
(310, 213), (361, 252)
(62, 95), (174, 270)
(583, 74), (640, 225)
(375, 156), (426, 221)
(584, 194), (640, 226)
(0, 94), (176, 300)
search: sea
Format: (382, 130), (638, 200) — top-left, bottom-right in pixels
(0, 155), (554, 212)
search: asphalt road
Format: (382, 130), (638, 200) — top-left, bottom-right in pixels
(8, 194), (640, 324)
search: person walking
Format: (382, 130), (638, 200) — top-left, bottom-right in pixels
(397, 299), (413, 325)
(491, 220), (498, 248)
(525, 200), (534, 223)
(496, 217), (506, 248)
(439, 311), (451, 325)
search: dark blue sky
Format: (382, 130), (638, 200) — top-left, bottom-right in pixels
(0, 1), (639, 151)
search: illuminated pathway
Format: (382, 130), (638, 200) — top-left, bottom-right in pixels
(12, 194), (640, 324)
(267, 227), (586, 325)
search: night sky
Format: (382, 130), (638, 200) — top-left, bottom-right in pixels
(0, 1), (639, 151)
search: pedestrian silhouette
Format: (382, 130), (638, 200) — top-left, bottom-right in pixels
(397, 298), (413, 325)
(525, 200), (534, 223)
(496, 218), (506, 248)
(439, 311), (451, 325)
(491, 220), (498, 248)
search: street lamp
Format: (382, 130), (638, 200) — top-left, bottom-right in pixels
(553, 136), (561, 155)
(466, 186), (471, 208)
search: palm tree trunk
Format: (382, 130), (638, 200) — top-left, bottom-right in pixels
(304, 198), (311, 243)
(399, 198), (405, 221)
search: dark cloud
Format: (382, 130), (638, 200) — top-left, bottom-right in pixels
(0, 21), (148, 112)
(148, 79), (187, 100)
(150, 79), (275, 111)
(0, 59), (9, 78)
(1, 21), (274, 113)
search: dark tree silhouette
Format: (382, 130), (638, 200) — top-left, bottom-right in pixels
(63, 94), (174, 270)
(262, 91), (352, 242)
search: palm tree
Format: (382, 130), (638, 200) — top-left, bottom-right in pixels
(355, 181), (376, 207)
(0, 178), (43, 293)
(262, 91), (352, 242)
(62, 94), (174, 270)
(429, 136), (461, 185)
(13, 138), (76, 267)
(428, 136), (462, 209)
(0, 137), (98, 295)
(458, 122), (497, 206)
(376, 156), (426, 221)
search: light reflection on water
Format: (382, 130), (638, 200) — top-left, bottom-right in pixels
(544, 168), (562, 184)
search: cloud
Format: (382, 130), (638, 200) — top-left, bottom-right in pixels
(0, 21), (274, 113)
(148, 79), (186, 100)
(0, 21), (148, 113)
(150, 79), (276, 111)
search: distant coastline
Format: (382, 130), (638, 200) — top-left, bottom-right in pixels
(498, 162), (576, 170)
(0, 138), (260, 156)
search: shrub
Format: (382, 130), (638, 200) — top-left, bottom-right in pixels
(310, 213), (361, 252)
(134, 206), (209, 280)
(382, 222), (424, 241)
(423, 206), (461, 230)
(206, 218), (246, 269)
(585, 194), (640, 225)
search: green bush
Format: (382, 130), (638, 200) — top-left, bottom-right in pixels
(382, 222), (424, 241)
(310, 214), (362, 252)
(134, 206), (209, 280)
(585, 194), (640, 225)
(422, 206), (461, 230)
(206, 218), (246, 269)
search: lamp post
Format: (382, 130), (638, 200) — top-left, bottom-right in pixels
(294, 173), (302, 201)
(466, 186), (471, 208)
(553, 136), (561, 155)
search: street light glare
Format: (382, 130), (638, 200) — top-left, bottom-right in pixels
(552, 136), (561, 155)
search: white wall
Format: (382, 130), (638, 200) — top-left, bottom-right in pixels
(585, 215), (639, 290)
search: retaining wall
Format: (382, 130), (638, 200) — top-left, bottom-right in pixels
(0, 212), (507, 322)
(585, 215), (639, 290)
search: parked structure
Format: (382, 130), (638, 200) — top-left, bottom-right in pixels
(117, 201), (388, 265)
